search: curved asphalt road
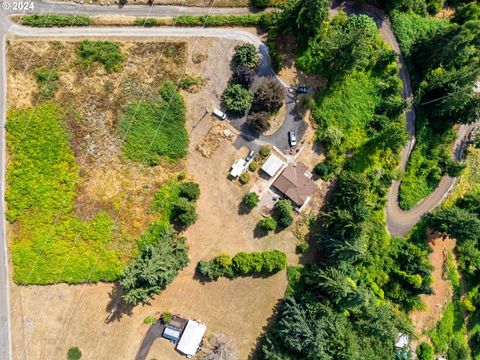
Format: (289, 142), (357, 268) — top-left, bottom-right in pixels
(337, 3), (477, 237)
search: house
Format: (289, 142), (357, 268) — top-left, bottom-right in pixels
(176, 320), (207, 358)
(272, 162), (318, 209)
(261, 154), (284, 178)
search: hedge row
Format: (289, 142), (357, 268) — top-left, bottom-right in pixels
(252, 0), (287, 8)
(197, 250), (287, 280)
(136, 14), (274, 29)
(21, 14), (92, 27)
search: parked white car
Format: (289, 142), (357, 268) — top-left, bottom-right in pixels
(212, 108), (227, 120)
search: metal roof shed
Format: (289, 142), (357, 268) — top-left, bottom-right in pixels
(162, 326), (181, 344)
(261, 154), (284, 178)
(176, 320), (207, 357)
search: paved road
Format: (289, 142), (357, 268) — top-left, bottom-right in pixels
(2, 0), (254, 16)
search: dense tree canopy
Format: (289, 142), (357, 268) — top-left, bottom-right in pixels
(121, 226), (189, 304)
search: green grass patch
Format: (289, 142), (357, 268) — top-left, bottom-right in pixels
(428, 301), (471, 357)
(6, 103), (123, 284)
(151, 177), (182, 227)
(445, 147), (480, 206)
(34, 68), (59, 99)
(312, 71), (380, 169)
(21, 14), (92, 27)
(390, 11), (449, 57)
(398, 119), (454, 210)
(76, 40), (125, 73)
(119, 81), (188, 165)
(443, 251), (461, 298)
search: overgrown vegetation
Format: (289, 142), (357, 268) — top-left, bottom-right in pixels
(76, 40), (125, 73)
(119, 81), (188, 165)
(34, 68), (59, 99)
(259, 3), (435, 358)
(7, 103), (123, 284)
(197, 250), (287, 281)
(22, 14), (92, 27)
(121, 226), (189, 304)
(392, 10), (479, 209)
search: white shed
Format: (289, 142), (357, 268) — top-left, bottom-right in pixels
(395, 333), (409, 348)
(261, 154), (284, 178)
(230, 159), (246, 178)
(176, 320), (207, 357)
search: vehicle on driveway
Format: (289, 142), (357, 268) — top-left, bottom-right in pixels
(295, 86), (310, 94)
(246, 149), (255, 162)
(212, 108), (227, 120)
(288, 130), (297, 147)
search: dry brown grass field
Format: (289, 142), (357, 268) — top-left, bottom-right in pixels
(8, 36), (301, 360)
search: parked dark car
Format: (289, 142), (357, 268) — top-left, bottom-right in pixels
(288, 131), (297, 147)
(296, 86), (310, 94)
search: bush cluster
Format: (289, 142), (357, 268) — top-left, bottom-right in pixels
(247, 80), (284, 133)
(234, 43), (260, 69)
(34, 68), (59, 99)
(22, 14), (92, 27)
(197, 250), (287, 281)
(243, 192), (259, 209)
(76, 40), (125, 73)
(221, 84), (254, 113)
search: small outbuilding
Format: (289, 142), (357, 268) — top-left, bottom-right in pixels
(162, 325), (182, 344)
(261, 154), (284, 178)
(230, 159), (247, 178)
(176, 320), (207, 358)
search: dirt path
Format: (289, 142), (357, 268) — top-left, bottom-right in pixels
(410, 234), (456, 335)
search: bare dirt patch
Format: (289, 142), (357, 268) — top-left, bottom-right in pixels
(10, 36), (300, 360)
(410, 233), (457, 336)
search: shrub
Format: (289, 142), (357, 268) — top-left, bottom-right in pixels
(222, 84), (254, 113)
(313, 162), (329, 178)
(179, 74), (204, 92)
(67, 347), (82, 360)
(249, 161), (258, 172)
(144, 315), (158, 325)
(22, 14), (92, 27)
(234, 43), (259, 69)
(274, 200), (293, 227)
(243, 192), (260, 209)
(416, 342), (434, 360)
(258, 217), (278, 231)
(161, 312), (173, 324)
(171, 198), (198, 227)
(34, 68), (59, 98)
(179, 182), (200, 202)
(233, 65), (256, 88)
(134, 17), (167, 26)
(259, 146), (270, 157)
(296, 242), (310, 254)
(239, 172), (250, 184)
(447, 337), (469, 360)
(232, 252), (253, 274)
(76, 40), (125, 73)
(119, 82), (188, 165)
(247, 111), (271, 133)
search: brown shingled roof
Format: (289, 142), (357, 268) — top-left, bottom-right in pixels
(272, 163), (318, 207)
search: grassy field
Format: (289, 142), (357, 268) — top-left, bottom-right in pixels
(7, 103), (123, 284)
(119, 81), (188, 165)
(445, 147), (480, 206)
(6, 40), (189, 284)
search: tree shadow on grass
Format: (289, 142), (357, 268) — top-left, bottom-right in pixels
(105, 282), (134, 324)
(253, 223), (269, 238)
(238, 202), (252, 215)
